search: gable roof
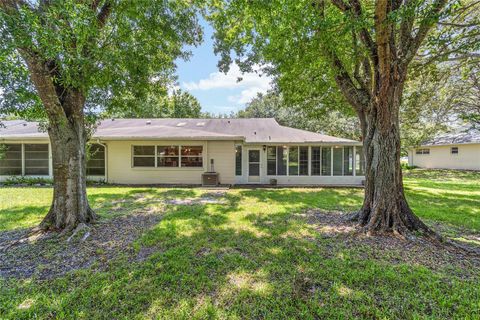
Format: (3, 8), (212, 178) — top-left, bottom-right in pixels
(0, 118), (360, 145)
(421, 129), (480, 147)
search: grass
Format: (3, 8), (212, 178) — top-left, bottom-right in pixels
(0, 169), (479, 319)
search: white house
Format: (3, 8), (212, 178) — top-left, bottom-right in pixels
(408, 130), (480, 171)
(0, 118), (366, 185)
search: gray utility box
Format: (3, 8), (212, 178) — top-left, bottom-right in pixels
(202, 172), (219, 186)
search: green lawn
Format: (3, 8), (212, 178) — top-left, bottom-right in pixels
(0, 169), (479, 319)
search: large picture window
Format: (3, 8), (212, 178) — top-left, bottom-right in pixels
(133, 145), (203, 168)
(158, 146), (179, 167)
(321, 147), (331, 175)
(87, 144), (105, 175)
(235, 145), (242, 175)
(181, 146), (203, 167)
(0, 144), (22, 175)
(133, 146), (155, 167)
(311, 147), (321, 176)
(24, 144), (49, 175)
(343, 146), (354, 176)
(299, 147), (308, 175)
(267, 146), (276, 175)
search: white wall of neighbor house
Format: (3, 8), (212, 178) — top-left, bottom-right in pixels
(105, 139), (236, 185)
(408, 144), (480, 170)
(234, 144), (365, 185)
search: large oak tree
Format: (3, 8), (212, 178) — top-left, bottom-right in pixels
(0, 0), (201, 231)
(207, 0), (477, 236)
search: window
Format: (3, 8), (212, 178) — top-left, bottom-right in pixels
(311, 147), (321, 176)
(415, 148), (430, 155)
(235, 145), (242, 176)
(277, 146), (287, 175)
(343, 146), (354, 176)
(24, 144), (49, 175)
(288, 146), (299, 175)
(333, 147), (343, 176)
(355, 146), (365, 176)
(267, 146), (276, 175)
(158, 146), (179, 167)
(299, 147), (308, 175)
(0, 144), (22, 175)
(321, 147), (331, 175)
(181, 146), (203, 167)
(87, 144), (105, 175)
(451, 147), (459, 154)
(133, 146), (155, 167)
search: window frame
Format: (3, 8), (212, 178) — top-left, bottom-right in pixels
(415, 148), (430, 155)
(451, 147), (459, 155)
(131, 144), (204, 169)
(235, 145), (242, 176)
(86, 143), (106, 176)
(180, 145), (203, 168)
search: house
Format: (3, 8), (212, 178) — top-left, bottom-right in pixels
(408, 130), (480, 171)
(0, 118), (365, 185)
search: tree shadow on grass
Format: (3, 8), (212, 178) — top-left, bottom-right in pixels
(3, 193), (478, 319)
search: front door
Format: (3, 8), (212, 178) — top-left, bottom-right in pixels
(248, 149), (261, 183)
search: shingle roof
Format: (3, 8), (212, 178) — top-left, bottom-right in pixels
(0, 118), (360, 144)
(421, 129), (480, 146)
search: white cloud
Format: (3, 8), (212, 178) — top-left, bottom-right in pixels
(182, 64), (272, 104)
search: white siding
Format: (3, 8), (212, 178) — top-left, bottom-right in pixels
(409, 144), (480, 170)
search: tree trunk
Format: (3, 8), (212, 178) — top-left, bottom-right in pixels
(352, 73), (435, 237)
(20, 54), (96, 232)
(39, 93), (96, 231)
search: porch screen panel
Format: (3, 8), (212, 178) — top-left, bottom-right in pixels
(333, 147), (343, 176)
(343, 146), (354, 176)
(288, 146), (298, 175)
(321, 147), (331, 175)
(276, 146), (287, 175)
(87, 144), (105, 175)
(355, 146), (365, 175)
(235, 146), (242, 176)
(311, 147), (321, 176)
(267, 146), (276, 175)
(24, 144), (49, 175)
(0, 144), (22, 175)
(299, 147), (308, 175)
(133, 146), (155, 167)
(180, 146), (203, 167)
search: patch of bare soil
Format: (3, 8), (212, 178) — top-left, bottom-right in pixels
(0, 210), (163, 280)
(303, 210), (480, 279)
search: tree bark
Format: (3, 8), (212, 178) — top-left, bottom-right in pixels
(21, 53), (96, 232)
(354, 78), (434, 237)
(40, 104), (96, 231)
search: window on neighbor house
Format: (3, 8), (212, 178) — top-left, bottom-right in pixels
(355, 146), (365, 176)
(180, 146), (203, 167)
(87, 144), (105, 176)
(311, 147), (321, 176)
(415, 148), (430, 155)
(277, 146), (287, 175)
(451, 147), (459, 155)
(343, 146), (354, 176)
(235, 145), (242, 176)
(0, 144), (22, 175)
(267, 146), (276, 175)
(24, 144), (49, 175)
(133, 146), (155, 167)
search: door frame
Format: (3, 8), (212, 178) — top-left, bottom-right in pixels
(246, 147), (262, 184)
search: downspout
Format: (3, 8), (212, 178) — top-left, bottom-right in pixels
(96, 139), (108, 183)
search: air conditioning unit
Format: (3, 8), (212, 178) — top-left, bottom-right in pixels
(202, 172), (219, 186)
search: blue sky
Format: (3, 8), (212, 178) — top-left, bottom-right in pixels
(175, 21), (272, 115)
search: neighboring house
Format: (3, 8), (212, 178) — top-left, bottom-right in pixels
(0, 118), (365, 185)
(408, 130), (480, 171)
